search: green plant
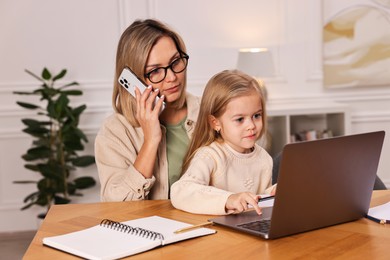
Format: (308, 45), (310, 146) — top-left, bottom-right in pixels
(14, 68), (96, 212)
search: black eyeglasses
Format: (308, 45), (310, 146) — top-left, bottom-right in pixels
(144, 53), (189, 84)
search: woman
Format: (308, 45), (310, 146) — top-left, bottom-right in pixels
(95, 19), (200, 201)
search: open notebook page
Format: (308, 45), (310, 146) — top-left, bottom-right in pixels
(367, 201), (390, 222)
(43, 216), (216, 260)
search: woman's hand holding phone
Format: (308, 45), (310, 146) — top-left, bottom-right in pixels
(118, 66), (166, 147)
(118, 67), (165, 114)
(133, 85), (162, 140)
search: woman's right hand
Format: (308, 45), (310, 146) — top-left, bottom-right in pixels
(134, 86), (164, 178)
(133, 86), (165, 179)
(134, 85), (165, 145)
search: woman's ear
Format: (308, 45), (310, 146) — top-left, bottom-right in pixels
(208, 115), (221, 131)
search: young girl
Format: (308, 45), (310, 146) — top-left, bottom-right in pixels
(170, 70), (275, 215)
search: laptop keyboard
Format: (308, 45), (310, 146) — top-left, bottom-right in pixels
(237, 219), (271, 233)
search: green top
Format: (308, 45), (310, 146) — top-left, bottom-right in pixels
(165, 116), (190, 192)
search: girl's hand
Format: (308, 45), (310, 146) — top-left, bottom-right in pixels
(226, 192), (262, 215)
(134, 86), (165, 146)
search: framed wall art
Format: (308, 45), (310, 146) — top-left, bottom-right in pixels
(323, 0), (390, 88)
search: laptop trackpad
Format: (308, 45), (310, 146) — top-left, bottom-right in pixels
(209, 207), (273, 236)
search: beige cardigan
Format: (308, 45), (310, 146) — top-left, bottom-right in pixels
(171, 142), (274, 215)
(95, 93), (200, 201)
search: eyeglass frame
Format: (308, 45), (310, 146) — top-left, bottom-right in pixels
(144, 52), (189, 84)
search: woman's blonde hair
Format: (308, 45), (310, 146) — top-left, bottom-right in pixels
(113, 19), (188, 126)
(181, 69), (267, 174)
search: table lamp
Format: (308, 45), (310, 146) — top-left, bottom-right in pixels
(236, 48), (274, 100)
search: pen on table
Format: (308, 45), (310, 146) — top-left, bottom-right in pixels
(174, 222), (213, 234)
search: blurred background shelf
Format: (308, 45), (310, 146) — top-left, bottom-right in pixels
(265, 102), (350, 156)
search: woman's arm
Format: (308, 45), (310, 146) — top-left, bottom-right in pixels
(95, 115), (158, 201)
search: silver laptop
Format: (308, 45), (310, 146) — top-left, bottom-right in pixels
(209, 131), (385, 239)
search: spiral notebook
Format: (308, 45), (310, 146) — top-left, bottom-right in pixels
(43, 216), (216, 260)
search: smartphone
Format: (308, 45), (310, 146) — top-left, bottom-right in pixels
(118, 67), (165, 113)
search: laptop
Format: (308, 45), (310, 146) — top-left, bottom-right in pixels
(209, 131), (385, 239)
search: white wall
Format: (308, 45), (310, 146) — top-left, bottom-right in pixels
(1, 0), (389, 232)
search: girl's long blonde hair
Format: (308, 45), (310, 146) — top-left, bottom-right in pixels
(181, 69), (267, 174)
(113, 19), (188, 126)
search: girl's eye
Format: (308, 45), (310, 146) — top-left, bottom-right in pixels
(235, 117), (244, 123)
(254, 113), (262, 119)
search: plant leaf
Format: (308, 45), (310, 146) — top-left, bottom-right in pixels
(46, 100), (56, 119)
(24, 164), (40, 172)
(22, 126), (49, 137)
(64, 139), (84, 151)
(21, 202), (37, 210)
(13, 91), (35, 95)
(37, 178), (56, 193)
(52, 69), (67, 81)
(22, 119), (51, 128)
(54, 94), (69, 119)
(42, 68), (51, 80)
(23, 191), (39, 203)
(54, 196), (71, 204)
(33, 88), (44, 94)
(21, 119), (40, 127)
(22, 153), (37, 161)
(16, 101), (40, 110)
(72, 155), (95, 167)
(37, 163), (66, 180)
(22, 144), (50, 160)
(35, 193), (50, 206)
(59, 81), (79, 89)
(23, 146), (52, 161)
(67, 182), (76, 195)
(61, 90), (83, 96)
(41, 87), (59, 100)
(70, 105), (86, 119)
(73, 176), (96, 189)
(74, 127), (88, 142)
(13, 180), (37, 184)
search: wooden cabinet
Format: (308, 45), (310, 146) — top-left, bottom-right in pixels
(262, 102), (350, 156)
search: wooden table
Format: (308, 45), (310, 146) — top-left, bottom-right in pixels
(24, 191), (390, 259)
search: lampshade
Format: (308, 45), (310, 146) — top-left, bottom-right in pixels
(236, 48), (274, 78)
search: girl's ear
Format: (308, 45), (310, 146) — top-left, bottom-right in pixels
(208, 115), (221, 131)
